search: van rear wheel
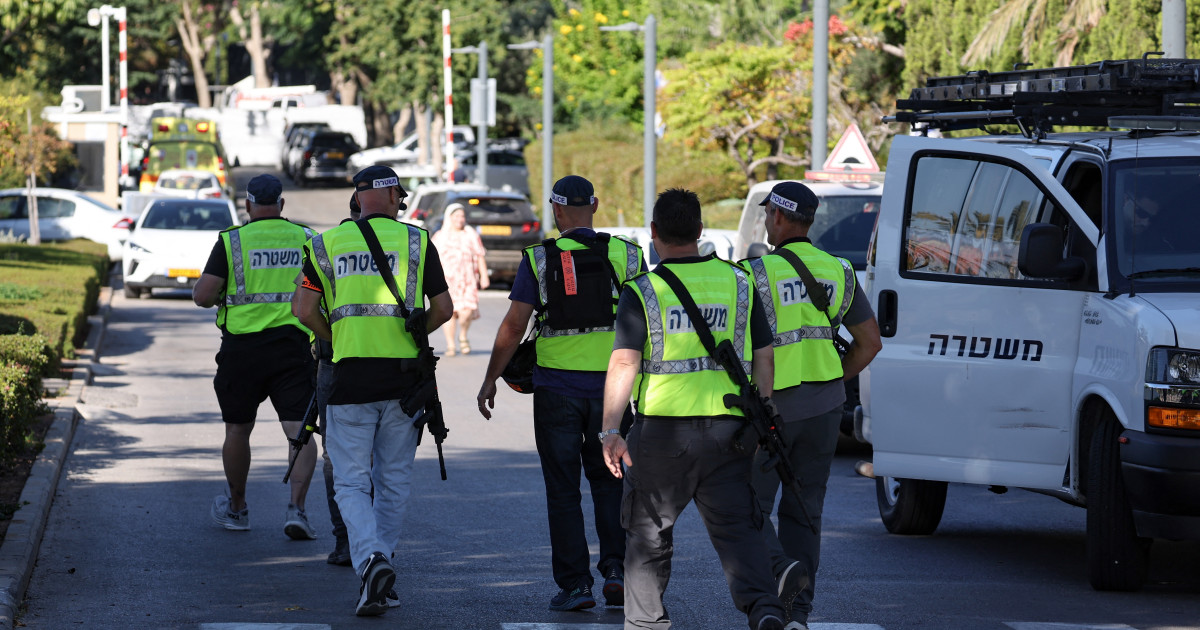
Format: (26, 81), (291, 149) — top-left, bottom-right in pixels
(876, 475), (947, 535)
(1086, 408), (1150, 591)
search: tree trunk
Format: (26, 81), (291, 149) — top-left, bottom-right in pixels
(230, 2), (271, 89)
(393, 105), (412, 151)
(176, 0), (211, 108)
(331, 70), (357, 106)
(372, 104), (393, 148)
(431, 113), (445, 180)
(414, 101), (429, 166)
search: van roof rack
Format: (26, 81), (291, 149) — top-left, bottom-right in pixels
(885, 57), (1200, 135)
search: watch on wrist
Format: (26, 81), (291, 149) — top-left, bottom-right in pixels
(597, 428), (621, 441)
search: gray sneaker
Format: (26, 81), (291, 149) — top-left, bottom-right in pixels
(283, 504), (317, 540)
(211, 494), (250, 531)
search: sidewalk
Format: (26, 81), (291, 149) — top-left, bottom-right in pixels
(0, 281), (113, 630)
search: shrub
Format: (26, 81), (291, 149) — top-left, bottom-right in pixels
(0, 239), (107, 360)
(0, 360), (49, 467)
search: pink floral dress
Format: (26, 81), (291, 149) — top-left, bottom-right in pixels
(432, 226), (487, 314)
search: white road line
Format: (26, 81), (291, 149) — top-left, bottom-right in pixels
(501, 625), (622, 630)
(1003, 619), (1132, 624)
(199, 624), (332, 630)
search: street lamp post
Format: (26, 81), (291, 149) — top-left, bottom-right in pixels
(601, 15), (656, 230)
(88, 5), (130, 188)
(508, 36), (553, 231)
(451, 43), (491, 188)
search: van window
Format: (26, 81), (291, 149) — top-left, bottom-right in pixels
(1110, 159), (1200, 279)
(905, 155), (1046, 281)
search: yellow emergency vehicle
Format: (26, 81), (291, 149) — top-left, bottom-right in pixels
(138, 117), (233, 197)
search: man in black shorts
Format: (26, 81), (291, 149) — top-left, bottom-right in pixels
(193, 174), (319, 538)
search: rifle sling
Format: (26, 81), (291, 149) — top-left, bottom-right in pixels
(772, 246), (832, 321)
(354, 218), (411, 319)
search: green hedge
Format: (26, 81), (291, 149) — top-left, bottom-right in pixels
(0, 239), (107, 467)
(0, 239), (108, 361)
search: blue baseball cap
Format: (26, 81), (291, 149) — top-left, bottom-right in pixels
(245, 174), (282, 205)
(550, 175), (596, 207)
(352, 165), (407, 197)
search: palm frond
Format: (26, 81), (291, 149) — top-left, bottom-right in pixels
(961, 0), (1038, 68)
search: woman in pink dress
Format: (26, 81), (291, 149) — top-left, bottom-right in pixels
(432, 203), (489, 355)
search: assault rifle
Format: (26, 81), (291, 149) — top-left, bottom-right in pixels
(398, 307), (448, 480)
(283, 392), (319, 483)
(714, 339), (817, 534)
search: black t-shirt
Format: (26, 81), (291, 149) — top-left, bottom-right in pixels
(613, 255), (773, 352)
(299, 215), (450, 405)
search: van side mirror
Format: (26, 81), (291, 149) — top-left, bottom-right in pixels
(1018, 223), (1086, 280)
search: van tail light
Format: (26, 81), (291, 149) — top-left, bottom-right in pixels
(113, 217), (134, 230)
(522, 221), (540, 234)
(217, 156), (225, 171)
(303, 150), (313, 164)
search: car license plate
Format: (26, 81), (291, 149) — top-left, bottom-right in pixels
(168, 268), (201, 279)
(479, 225), (511, 236)
(326, 151), (344, 159)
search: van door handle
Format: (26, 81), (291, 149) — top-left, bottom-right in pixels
(878, 289), (897, 338)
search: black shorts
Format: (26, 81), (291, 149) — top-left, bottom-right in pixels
(214, 333), (314, 424)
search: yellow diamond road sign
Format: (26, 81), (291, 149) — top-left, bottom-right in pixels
(823, 123), (879, 173)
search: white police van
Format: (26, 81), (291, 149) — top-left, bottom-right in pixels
(860, 59), (1200, 591)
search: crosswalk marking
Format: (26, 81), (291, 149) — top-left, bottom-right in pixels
(199, 624), (332, 630)
(1003, 619), (1132, 624)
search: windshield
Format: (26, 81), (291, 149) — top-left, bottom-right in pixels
(141, 202), (232, 230)
(746, 189), (881, 268)
(1110, 160), (1200, 280)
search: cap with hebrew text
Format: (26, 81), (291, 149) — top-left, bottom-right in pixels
(352, 165), (408, 198)
(245, 174), (282, 205)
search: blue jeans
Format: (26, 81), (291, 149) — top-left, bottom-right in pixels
(325, 399), (420, 576)
(533, 388), (626, 590)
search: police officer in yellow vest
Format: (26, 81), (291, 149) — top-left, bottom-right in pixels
(744, 181), (882, 629)
(192, 173), (320, 539)
(600, 188), (793, 630)
(294, 165), (453, 616)
(477, 175), (644, 611)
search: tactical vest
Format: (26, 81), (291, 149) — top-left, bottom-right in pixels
(630, 257), (753, 418)
(744, 241), (854, 389)
(527, 233), (643, 372)
(218, 218), (314, 335)
(306, 217), (427, 362)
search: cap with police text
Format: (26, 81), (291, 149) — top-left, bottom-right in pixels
(549, 175), (596, 207)
(245, 174), (282, 205)
(759, 181), (819, 216)
(352, 165), (408, 198)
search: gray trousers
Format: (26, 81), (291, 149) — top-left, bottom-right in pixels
(622, 417), (784, 630)
(751, 401), (841, 625)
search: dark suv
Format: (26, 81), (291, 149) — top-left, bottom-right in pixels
(292, 131), (359, 187)
(407, 187), (542, 283)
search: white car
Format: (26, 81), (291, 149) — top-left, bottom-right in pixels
(0, 188), (129, 262)
(348, 126), (476, 170)
(121, 198), (239, 298)
(152, 169), (224, 199)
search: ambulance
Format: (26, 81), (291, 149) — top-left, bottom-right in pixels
(860, 59), (1200, 591)
(138, 117), (233, 198)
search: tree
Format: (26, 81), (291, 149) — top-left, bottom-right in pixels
(0, 77), (73, 190)
(229, 1), (271, 88)
(660, 42), (810, 187)
(961, 0), (1105, 68)
(176, 0), (221, 108)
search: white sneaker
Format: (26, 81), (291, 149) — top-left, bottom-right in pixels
(283, 504), (317, 540)
(210, 494), (250, 531)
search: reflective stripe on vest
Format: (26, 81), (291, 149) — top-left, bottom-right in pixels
(307, 219), (427, 362)
(528, 235), (643, 371)
(746, 242), (854, 389)
(634, 270), (752, 376)
(630, 260), (753, 418)
(217, 221), (312, 335)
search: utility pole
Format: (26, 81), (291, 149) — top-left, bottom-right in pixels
(812, 0), (829, 170)
(1162, 0), (1186, 58)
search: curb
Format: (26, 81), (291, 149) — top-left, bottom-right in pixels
(0, 279), (113, 629)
